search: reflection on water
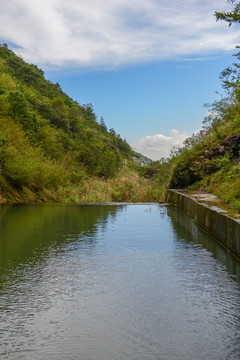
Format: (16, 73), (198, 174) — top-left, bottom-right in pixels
(167, 206), (240, 281)
(0, 204), (120, 264)
(0, 204), (240, 360)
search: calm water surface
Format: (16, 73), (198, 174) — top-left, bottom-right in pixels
(0, 204), (240, 360)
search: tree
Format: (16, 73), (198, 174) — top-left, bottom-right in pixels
(109, 128), (116, 137)
(99, 116), (107, 132)
(215, 1), (240, 96)
(81, 103), (97, 124)
(8, 91), (29, 120)
(215, 0), (240, 26)
(16, 65), (43, 84)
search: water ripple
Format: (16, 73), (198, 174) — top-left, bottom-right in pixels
(0, 204), (240, 359)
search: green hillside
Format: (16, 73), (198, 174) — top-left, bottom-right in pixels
(0, 44), (139, 203)
(0, 44), (163, 204)
(153, 47), (240, 209)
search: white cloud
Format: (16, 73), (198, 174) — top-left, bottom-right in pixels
(132, 129), (189, 160)
(0, 0), (239, 68)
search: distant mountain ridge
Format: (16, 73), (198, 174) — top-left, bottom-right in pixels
(133, 152), (152, 165)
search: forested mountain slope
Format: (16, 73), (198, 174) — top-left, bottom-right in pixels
(0, 44), (138, 203)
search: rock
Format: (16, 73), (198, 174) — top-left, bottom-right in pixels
(170, 133), (240, 188)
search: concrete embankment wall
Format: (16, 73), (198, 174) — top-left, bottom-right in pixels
(167, 190), (240, 260)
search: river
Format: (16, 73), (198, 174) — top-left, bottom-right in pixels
(0, 204), (240, 360)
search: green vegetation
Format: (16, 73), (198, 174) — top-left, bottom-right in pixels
(0, 44), (162, 203)
(60, 165), (164, 203)
(151, 64), (240, 208)
(2, 1), (240, 207)
(0, 44), (126, 202)
(150, 0), (240, 209)
(215, 0), (240, 26)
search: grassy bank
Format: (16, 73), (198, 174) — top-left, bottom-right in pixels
(0, 166), (165, 204)
(61, 166), (165, 203)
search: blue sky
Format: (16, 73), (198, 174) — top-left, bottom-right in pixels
(1, 0), (240, 159)
(47, 54), (234, 142)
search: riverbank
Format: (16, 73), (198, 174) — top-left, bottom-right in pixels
(167, 189), (240, 260)
(0, 166), (164, 204)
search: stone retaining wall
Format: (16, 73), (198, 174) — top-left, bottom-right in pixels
(167, 190), (240, 260)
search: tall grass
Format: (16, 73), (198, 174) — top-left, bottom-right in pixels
(0, 165), (165, 204)
(61, 166), (165, 203)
